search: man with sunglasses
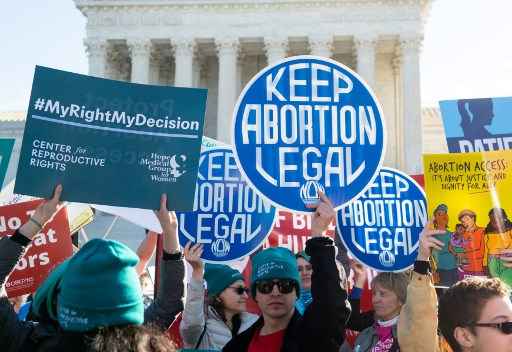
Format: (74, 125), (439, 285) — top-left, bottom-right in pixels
(398, 221), (512, 352)
(223, 193), (351, 352)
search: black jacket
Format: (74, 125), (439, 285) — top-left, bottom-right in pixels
(223, 236), (351, 352)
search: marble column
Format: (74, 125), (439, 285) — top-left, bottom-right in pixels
(173, 38), (196, 87)
(309, 36), (333, 58)
(400, 36), (423, 174)
(84, 38), (108, 78)
(128, 38), (151, 84)
(354, 36), (377, 89)
(264, 38), (288, 65)
(216, 37), (239, 143)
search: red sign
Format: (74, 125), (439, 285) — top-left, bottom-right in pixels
(263, 210), (335, 251)
(0, 200), (72, 297)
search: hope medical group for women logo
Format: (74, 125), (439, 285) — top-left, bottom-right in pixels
(231, 56), (386, 213)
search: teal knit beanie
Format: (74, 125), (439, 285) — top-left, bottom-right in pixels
(57, 239), (144, 332)
(251, 247), (301, 297)
(204, 263), (244, 298)
(32, 259), (70, 322)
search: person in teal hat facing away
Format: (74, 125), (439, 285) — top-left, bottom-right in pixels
(180, 243), (258, 351)
(0, 187), (184, 352)
(223, 192), (351, 352)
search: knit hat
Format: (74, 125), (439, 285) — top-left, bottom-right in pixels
(295, 250), (311, 262)
(251, 247), (301, 297)
(32, 259), (70, 322)
(204, 263), (244, 298)
(57, 239), (144, 332)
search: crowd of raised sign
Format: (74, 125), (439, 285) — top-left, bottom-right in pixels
(1, 185), (511, 352)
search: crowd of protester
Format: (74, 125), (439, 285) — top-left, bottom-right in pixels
(1, 185), (512, 352)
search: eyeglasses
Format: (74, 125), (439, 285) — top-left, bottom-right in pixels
(255, 279), (296, 295)
(470, 322), (512, 335)
(229, 286), (250, 295)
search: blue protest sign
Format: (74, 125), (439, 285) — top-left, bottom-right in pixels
(232, 55), (386, 213)
(440, 97), (512, 153)
(14, 66), (207, 210)
(336, 167), (427, 272)
(0, 139), (15, 188)
(177, 146), (276, 263)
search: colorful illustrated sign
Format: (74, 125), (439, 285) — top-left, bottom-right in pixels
(177, 146), (276, 263)
(337, 168), (427, 272)
(232, 55), (386, 213)
(15, 66), (207, 210)
(0, 138), (15, 188)
(424, 150), (512, 287)
(0, 200), (72, 297)
(440, 97), (512, 153)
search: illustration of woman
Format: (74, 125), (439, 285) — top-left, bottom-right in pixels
(484, 208), (512, 286)
(431, 204), (458, 286)
(450, 223), (467, 280)
(458, 98), (494, 139)
(458, 209), (486, 278)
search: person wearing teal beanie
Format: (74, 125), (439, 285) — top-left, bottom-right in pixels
(0, 189), (184, 352)
(295, 251), (313, 315)
(180, 243), (258, 350)
(57, 238), (144, 331)
(223, 192), (351, 352)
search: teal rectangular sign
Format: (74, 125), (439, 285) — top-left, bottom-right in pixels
(0, 138), (15, 188)
(14, 66), (207, 210)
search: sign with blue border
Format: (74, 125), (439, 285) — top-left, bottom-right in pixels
(177, 146), (277, 263)
(336, 167), (427, 272)
(440, 97), (512, 153)
(232, 55), (386, 213)
(14, 66), (207, 210)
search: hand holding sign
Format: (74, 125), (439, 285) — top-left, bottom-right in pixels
(19, 184), (63, 240)
(417, 220), (445, 262)
(350, 259), (367, 289)
(155, 193), (180, 254)
(184, 242), (204, 281)
(308, 192), (335, 237)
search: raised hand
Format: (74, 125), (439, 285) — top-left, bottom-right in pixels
(307, 191), (335, 237)
(184, 242), (204, 280)
(417, 220), (446, 261)
(155, 193), (179, 254)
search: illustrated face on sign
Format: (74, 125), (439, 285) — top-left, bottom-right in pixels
(489, 208), (507, 233)
(296, 257), (312, 290)
(434, 210), (449, 230)
(461, 215), (476, 230)
(469, 98), (494, 127)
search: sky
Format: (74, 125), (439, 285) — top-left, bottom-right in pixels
(1, 0), (511, 111)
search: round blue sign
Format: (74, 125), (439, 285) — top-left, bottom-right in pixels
(177, 146), (276, 263)
(336, 168), (427, 272)
(232, 55), (386, 213)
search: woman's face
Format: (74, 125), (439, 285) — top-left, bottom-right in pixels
(489, 210), (505, 232)
(371, 283), (402, 321)
(297, 257), (312, 290)
(461, 215), (476, 229)
(219, 279), (248, 314)
(434, 210), (449, 229)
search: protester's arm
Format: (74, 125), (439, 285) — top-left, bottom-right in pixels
(301, 192), (351, 349)
(144, 194), (185, 329)
(346, 261), (374, 332)
(180, 242), (208, 347)
(398, 221), (443, 352)
(0, 185), (62, 295)
(0, 186), (61, 352)
(135, 231), (158, 276)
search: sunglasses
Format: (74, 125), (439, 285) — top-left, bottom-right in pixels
(255, 279), (296, 295)
(470, 322), (512, 335)
(229, 286), (250, 295)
